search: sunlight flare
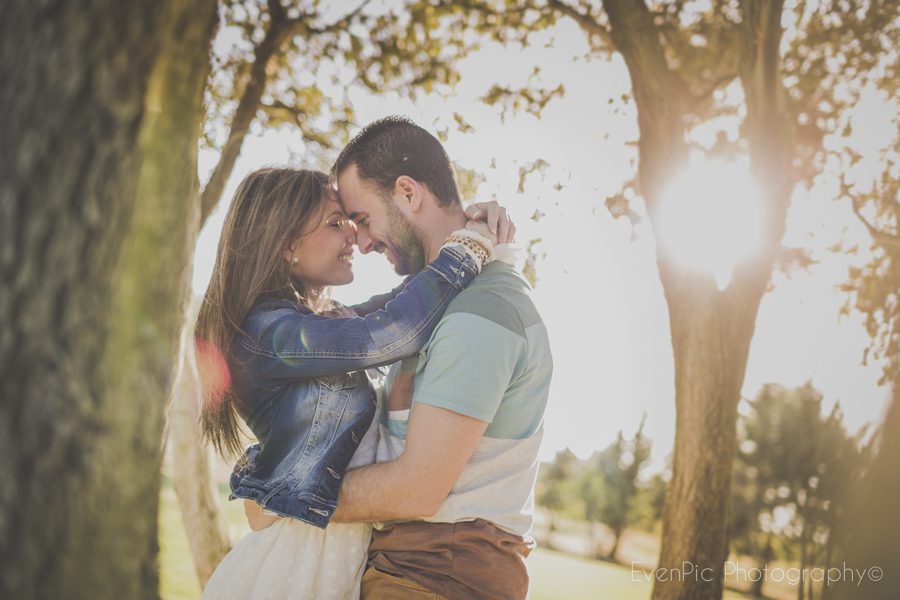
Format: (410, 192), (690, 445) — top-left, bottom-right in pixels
(657, 156), (765, 290)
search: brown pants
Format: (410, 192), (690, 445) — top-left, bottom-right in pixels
(361, 565), (449, 600)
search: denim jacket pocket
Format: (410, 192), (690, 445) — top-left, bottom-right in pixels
(314, 371), (365, 391)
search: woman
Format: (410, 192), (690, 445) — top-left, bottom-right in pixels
(196, 167), (510, 599)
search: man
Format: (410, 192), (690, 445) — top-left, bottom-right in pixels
(330, 116), (553, 600)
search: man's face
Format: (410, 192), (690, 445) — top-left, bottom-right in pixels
(336, 163), (426, 275)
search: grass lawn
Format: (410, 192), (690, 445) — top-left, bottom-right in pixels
(160, 485), (751, 600)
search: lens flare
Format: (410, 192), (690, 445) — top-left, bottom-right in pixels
(195, 337), (232, 406)
(656, 156), (764, 290)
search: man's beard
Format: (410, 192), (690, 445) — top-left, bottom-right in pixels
(383, 200), (427, 275)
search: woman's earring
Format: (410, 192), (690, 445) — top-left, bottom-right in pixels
(292, 256), (299, 264)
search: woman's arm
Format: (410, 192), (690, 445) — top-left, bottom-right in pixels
(237, 246), (480, 382)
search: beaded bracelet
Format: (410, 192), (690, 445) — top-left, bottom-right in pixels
(447, 229), (494, 261)
(440, 228), (494, 270)
(446, 235), (490, 266)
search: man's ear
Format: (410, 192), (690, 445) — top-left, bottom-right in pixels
(394, 175), (423, 214)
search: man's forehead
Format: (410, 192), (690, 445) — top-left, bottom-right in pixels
(335, 170), (378, 214)
(333, 185), (354, 207)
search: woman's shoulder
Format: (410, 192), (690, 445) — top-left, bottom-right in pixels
(239, 299), (309, 340)
(249, 297), (304, 313)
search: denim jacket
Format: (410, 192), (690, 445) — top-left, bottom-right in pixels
(228, 246), (480, 528)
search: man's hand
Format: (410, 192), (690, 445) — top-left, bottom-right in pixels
(244, 499), (277, 531)
(465, 200), (516, 244)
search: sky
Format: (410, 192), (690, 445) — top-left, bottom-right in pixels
(194, 16), (895, 464)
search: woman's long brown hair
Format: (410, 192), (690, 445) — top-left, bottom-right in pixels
(196, 168), (330, 458)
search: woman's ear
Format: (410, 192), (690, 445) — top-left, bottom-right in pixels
(283, 242), (298, 266)
(394, 175), (422, 214)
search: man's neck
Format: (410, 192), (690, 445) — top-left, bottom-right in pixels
(424, 208), (467, 263)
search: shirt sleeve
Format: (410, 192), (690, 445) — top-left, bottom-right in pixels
(411, 312), (525, 423)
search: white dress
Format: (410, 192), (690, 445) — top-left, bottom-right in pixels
(202, 371), (384, 600)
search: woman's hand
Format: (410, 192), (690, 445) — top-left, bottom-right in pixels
(465, 200), (516, 244)
(244, 499), (277, 531)
(463, 220), (498, 246)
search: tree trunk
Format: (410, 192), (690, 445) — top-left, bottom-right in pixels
(608, 526), (623, 562)
(136, 0), (223, 588)
(654, 281), (762, 600)
(751, 534), (773, 598)
(597, 2), (793, 600)
(169, 304), (232, 585)
(0, 0), (215, 597)
(823, 525), (833, 597)
(798, 517), (808, 600)
(826, 383), (900, 600)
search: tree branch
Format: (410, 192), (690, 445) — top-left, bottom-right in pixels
(546, 0), (613, 48)
(600, 0), (687, 205)
(731, 0), (793, 296)
(852, 200), (900, 249)
(200, 1), (373, 224)
(266, 0), (286, 23)
(199, 9), (294, 224)
(689, 69), (739, 108)
(259, 101), (335, 148)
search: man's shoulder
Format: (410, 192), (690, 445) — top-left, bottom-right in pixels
(440, 263), (543, 339)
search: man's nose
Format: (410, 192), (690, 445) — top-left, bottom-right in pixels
(344, 222), (357, 245)
(356, 229), (374, 254)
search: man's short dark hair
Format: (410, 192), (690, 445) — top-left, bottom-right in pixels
(332, 116), (461, 208)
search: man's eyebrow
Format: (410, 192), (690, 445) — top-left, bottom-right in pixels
(347, 211), (367, 220)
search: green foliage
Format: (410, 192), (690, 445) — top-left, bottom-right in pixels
(482, 83), (565, 122)
(204, 0), (499, 170)
(537, 448), (581, 526)
(630, 471), (668, 532)
(583, 417), (652, 559)
(522, 238), (545, 289)
(454, 162), (485, 202)
(536, 420), (653, 559)
(780, 0), (898, 186)
(730, 383), (872, 577)
(840, 134), (900, 385)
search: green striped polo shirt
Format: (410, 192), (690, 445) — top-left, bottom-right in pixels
(376, 260), (553, 537)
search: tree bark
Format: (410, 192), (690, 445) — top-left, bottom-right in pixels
(597, 2), (793, 600)
(0, 0), (216, 597)
(137, 0), (225, 588)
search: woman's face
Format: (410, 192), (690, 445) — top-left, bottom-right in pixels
(286, 193), (357, 289)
